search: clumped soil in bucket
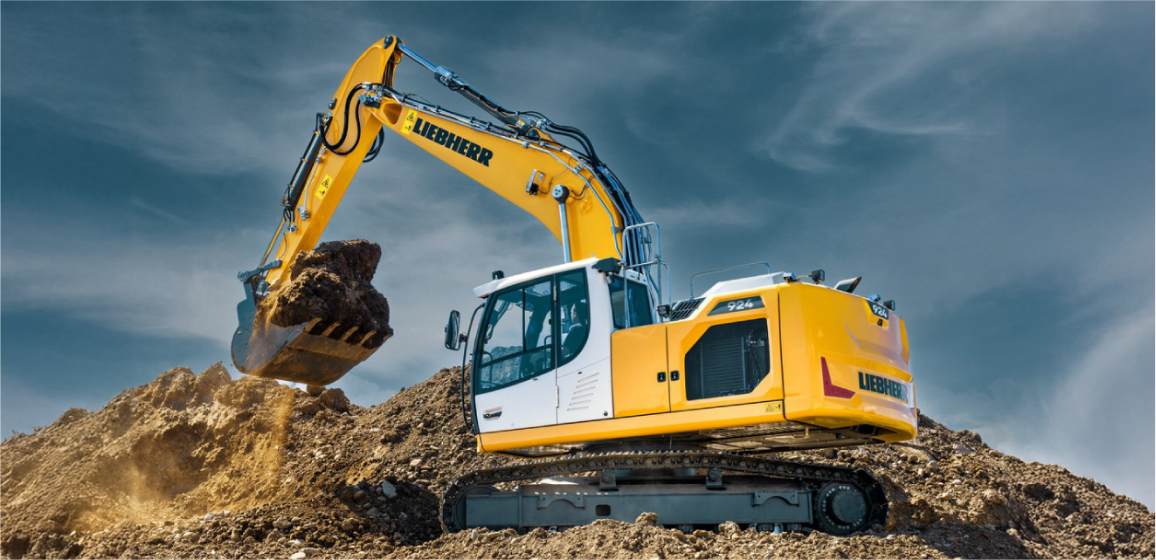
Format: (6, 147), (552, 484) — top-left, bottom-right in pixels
(2, 365), (1152, 559)
(264, 240), (392, 343)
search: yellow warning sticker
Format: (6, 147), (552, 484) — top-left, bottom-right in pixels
(401, 110), (418, 135)
(315, 175), (333, 200)
(765, 401), (783, 415)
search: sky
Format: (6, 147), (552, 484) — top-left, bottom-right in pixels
(2, 3), (1152, 507)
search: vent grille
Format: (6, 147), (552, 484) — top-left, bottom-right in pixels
(685, 319), (770, 400)
(667, 297), (704, 321)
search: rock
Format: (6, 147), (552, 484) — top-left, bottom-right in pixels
(1022, 482), (1055, 502)
(54, 408), (89, 426)
(340, 518), (359, 533)
(305, 385), (325, 397)
(409, 458), (422, 467)
(719, 521), (741, 536)
(289, 550), (308, 560)
(295, 399), (322, 417)
(319, 388), (351, 413)
(634, 512), (658, 526)
(380, 480), (398, 498)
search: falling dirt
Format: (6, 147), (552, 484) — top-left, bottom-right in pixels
(2, 365), (1152, 559)
(263, 240), (392, 346)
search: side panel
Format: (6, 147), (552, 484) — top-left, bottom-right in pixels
(475, 373), (557, 432)
(610, 324), (670, 417)
(665, 292), (784, 412)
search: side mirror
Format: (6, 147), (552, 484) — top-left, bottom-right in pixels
(444, 310), (463, 351)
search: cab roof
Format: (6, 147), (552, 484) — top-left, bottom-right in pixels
(472, 258), (599, 298)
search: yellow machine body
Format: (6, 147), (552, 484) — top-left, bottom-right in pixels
(477, 281), (916, 456)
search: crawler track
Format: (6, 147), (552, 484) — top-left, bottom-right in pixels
(440, 451), (887, 534)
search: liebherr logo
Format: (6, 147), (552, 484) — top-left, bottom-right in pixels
(404, 111), (494, 167)
(858, 371), (908, 402)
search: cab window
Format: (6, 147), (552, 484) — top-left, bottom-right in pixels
(475, 277), (554, 392)
(610, 276), (654, 329)
(557, 269), (590, 366)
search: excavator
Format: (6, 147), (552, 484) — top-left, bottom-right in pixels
(231, 37), (918, 535)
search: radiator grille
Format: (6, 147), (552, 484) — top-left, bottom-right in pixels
(685, 319), (770, 400)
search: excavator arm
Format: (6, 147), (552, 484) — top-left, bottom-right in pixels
(232, 37), (655, 384)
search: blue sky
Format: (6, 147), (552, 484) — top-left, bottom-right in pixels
(2, 3), (1152, 506)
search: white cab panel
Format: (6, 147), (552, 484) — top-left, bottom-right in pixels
(556, 267), (615, 424)
(475, 373), (556, 433)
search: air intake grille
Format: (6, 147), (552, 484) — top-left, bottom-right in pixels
(685, 319), (770, 400)
(667, 298), (704, 321)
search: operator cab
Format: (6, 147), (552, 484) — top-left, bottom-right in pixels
(443, 258), (657, 433)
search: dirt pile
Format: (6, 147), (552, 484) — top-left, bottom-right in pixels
(265, 240), (392, 346)
(2, 365), (1152, 559)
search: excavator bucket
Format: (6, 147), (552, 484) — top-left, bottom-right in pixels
(230, 280), (389, 386)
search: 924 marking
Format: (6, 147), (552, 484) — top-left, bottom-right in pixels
(709, 296), (764, 316)
(868, 301), (889, 320)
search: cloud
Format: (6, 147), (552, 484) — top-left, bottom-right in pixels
(1, 231), (252, 344)
(980, 309), (1155, 506)
(0, 5), (395, 177)
(761, 3), (1094, 172)
(129, 197), (190, 225)
(647, 197), (798, 230)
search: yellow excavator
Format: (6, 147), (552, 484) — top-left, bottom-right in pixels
(231, 37), (918, 534)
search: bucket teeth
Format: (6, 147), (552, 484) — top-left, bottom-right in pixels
(306, 319), (333, 336)
(300, 317), (385, 348)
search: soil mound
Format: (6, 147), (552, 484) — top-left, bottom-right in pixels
(265, 240), (392, 345)
(2, 365), (1152, 559)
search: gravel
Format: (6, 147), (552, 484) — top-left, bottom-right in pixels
(2, 365), (1151, 559)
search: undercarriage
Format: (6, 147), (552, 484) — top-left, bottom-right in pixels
(441, 451), (888, 535)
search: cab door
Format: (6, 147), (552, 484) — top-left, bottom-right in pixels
(473, 276), (557, 432)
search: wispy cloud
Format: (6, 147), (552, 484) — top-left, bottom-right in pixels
(761, 3), (1094, 172)
(980, 309), (1154, 506)
(2, 231), (250, 343)
(129, 197), (189, 225)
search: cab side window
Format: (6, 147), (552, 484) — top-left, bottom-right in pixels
(610, 276), (654, 329)
(557, 269), (590, 366)
(476, 277), (554, 392)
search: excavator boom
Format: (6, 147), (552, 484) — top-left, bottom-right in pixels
(232, 37), (654, 384)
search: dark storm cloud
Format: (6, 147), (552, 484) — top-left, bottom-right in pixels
(2, 3), (1151, 505)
